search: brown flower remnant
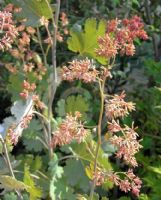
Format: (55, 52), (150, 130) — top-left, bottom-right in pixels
(8, 114), (33, 145)
(105, 91), (135, 120)
(96, 16), (148, 58)
(32, 95), (45, 110)
(5, 63), (17, 74)
(0, 10), (18, 50)
(93, 167), (106, 186)
(60, 12), (69, 26)
(20, 114), (33, 129)
(62, 59), (99, 83)
(109, 122), (142, 167)
(51, 112), (88, 147)
(40, 16), (49, 27)
(109, 170), (142, 197)
(20, 80), (36, 99)
(96, 34), (118, 58)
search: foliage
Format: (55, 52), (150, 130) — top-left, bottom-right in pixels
(0, 0), (160, 200)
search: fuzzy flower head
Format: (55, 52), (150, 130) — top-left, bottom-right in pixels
(51, 112), (89, 147)
(105, 91), (135, 120)
(61, 58), (99, 83)
(96, 16), (148, 58)
(109, 122), (142, 167)
(108, 170), (142, 197)
(0, 10), (18, 50)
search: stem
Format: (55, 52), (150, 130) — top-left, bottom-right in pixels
(48, 0), (61, 159)
(36, 27), (47, 66)
(0, 137), (23, 199)
(144, 0), (159, 61)
(89, 78), (105, 200)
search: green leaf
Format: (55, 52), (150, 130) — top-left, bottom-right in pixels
(55, 99), (66, 117)
(0, 175), (28, 191)
(23, 139), (44, 152)
(64, 159), (90, 192)
(148, 166), (161, 175)
(139, 194), (149, 200)
(49, 154), (75, 200)
(3, 193), (17, 200)
(67, 18), (107, 64)
(7, 73), (23, 101)
(119, 197), (131, 200)
(65, 95), (89, 118)
(10, 0), (53, 26)
(23, 165), (42, 200)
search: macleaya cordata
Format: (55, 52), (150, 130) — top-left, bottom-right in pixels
(57, 15), (148, 197)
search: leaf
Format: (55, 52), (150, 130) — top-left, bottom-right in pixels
(10, 0), (53, 26)
(64, 159), (90, 192)
(23, 139), (44, 152)
(67, 18), (107, 64)
(0, 175), (27, 191)
(139, 194), (149, 200)
(50, 176), (76, 200)
(65, 95), (89, 118)
(55, 99), (66, 117)
(3, 193), (17, 200)
(49, 154), (75, 200)
(23, 165), (42, 200)
(7, 73), (24, 101)
(148, 166), (161, 175)
(70, 136), (113, 189)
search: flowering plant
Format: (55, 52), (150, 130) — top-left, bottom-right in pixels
(0, 1), (148, 200)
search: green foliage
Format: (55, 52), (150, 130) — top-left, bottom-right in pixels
(0, 175), (27, 191)
(49, 154), (76, 200)
(64, 159), (90, 192)
(65, 95), (89, 117)
(67, 18), (107, 64)
(9, 0), (52, 26)
(23, 165), (42, 200)
(22, 119), (44, 152)
(7, 73), (23, 101)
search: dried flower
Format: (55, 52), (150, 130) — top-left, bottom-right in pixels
(96, 16), (148, 58)
(20, 80), (36, 99)
(0, 10), (18, 50)
(62, 59), (99, 83)
(93, 168), (106, 186)
(119, 179), (131, 192)
(51, 112), (88, 147)
(96, 35), (118, 58)
(105, 91), (135, 120)
(109, 124), (142, 167)
(40, 16), (49, 27)
(108, 170), (142, 197)
(5, 63), (17, 74)
(60, 12), (69, 26)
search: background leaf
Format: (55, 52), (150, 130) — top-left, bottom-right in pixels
(67, 18), (107, 64)
(10, 0), (53, 26)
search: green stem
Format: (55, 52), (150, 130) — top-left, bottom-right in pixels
(89, 78), (105, 200)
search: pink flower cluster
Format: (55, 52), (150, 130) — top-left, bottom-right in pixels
(109, 121), (142, 167)
(96, 16), (148, 58)
(92, 168), (142, 197)
(0, 10), (18, 50)
(8, 114), (33, 145)
(105, 91), (135, 120)
(109, 170), (142, 197)
(61, 58), (99, 83)
(51, 112), (89, 147)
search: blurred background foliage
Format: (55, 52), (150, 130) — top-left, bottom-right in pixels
(0, 0), (161, 199)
